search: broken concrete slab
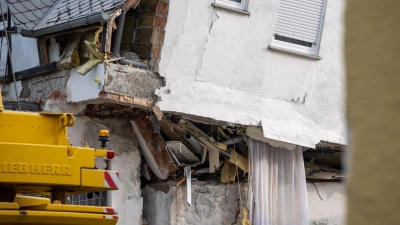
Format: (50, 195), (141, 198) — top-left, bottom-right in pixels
(104, 63), (163, 101)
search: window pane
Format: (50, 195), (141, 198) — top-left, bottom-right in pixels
(228, 0), (242, 3)
(275, 35), (312, 48)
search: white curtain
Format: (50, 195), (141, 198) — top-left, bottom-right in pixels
(248, 138), (309, 225)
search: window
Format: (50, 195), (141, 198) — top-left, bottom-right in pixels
(214, 0), (248, 11)
(270, 0), (327, 57)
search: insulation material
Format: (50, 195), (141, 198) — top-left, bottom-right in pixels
(229, 148), (249, 173)
(59, 32), (83, 69)
(220, 161), (236, 183)
(78, 29), (104, 75)
(77, 58), (102, 75)
(241, 208), (251, 225)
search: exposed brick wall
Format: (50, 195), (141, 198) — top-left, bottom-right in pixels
(150, 0), (169, 72)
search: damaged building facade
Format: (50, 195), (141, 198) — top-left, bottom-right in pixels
(0, 0), (346, 224)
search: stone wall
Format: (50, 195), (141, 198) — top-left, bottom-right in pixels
(142, 181), (346, 225)
(142, 182), (248, 225)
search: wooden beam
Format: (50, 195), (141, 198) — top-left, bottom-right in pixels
(39, 37), (49, 65)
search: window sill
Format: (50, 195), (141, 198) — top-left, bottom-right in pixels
(211, 3), (250, 15)
(268, 45), (321, 60)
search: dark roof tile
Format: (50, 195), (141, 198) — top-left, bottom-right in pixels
(7, 0), (124, 31)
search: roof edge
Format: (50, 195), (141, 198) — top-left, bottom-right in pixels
(21, 12), (109, 37)
(32, 0), (64, 31)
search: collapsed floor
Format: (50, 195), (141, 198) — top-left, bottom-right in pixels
(1, 98), (346, 225)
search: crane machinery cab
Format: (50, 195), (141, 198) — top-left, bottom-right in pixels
(0, 89), (119, 225)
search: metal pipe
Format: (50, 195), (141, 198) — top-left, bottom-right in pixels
(0, 86), (4, 112)
(130, 15), (139, 51)
(112, 12), (151, 69)
(0, 4), (19, 111)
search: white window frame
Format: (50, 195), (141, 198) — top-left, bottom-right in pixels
(271, 36), (317, 56)
(215, 0), (247, 11)
(270, 0), (328, 58)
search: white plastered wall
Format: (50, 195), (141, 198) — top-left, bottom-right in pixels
(157, 0), (346, 147)
(42, 100), (143, 225)
(307, 182), (346, 225)
(68, 117), (143, 225)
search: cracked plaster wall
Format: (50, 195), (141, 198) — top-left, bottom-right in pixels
(68, 117), (143, 225)
(157, 0), (346, 147)
(40, 100), (143, 225)
(142, 182), (247, 225)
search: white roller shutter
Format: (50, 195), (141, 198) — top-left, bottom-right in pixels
(271, 0), (327, 57)
(274, 0), (326, 44)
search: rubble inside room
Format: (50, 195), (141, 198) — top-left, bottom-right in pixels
(81, 103), (345, 186)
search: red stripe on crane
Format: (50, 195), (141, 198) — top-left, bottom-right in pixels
(105, 172), (117, 188)
(105, 208), (116, 213)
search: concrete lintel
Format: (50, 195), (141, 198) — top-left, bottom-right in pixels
(98, 92), (155, 109)
(66, 63), (163, 108)
(19, 62), (163, 110)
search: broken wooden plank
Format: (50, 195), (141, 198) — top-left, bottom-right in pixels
(104, 57), (124, 63)
(59, 33), (83, 69)
(77, 58), (102, 75)
(197, 136), (220, 173)
(121, 0), (140, 12)
(184, 120), (227, 151)
(39, 37), (49, 64)
(104, 9), (121, 54)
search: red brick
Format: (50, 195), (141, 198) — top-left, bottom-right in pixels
(158, 31), (165, 45)
(156, 2), (169, 16)
(151, 45), (161, 58)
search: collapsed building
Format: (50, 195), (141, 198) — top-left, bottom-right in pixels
(0, 0), (347, 224)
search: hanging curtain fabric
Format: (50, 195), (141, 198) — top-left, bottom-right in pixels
(248, 138), (309, 225)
